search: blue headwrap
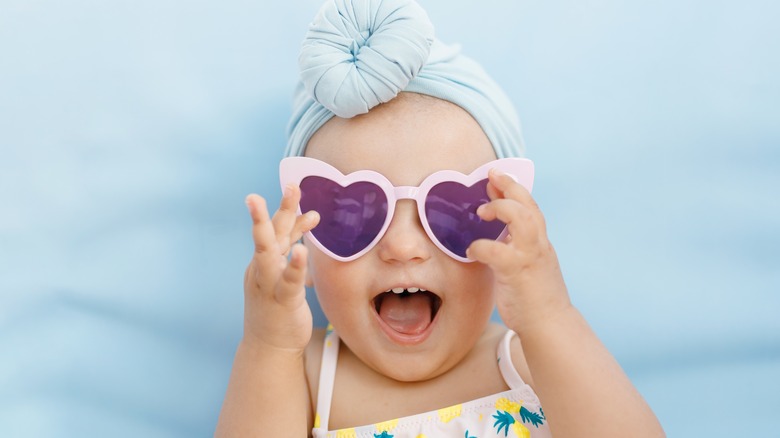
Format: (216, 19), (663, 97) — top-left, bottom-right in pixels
(285, 0), (525, 158)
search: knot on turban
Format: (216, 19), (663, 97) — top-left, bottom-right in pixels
(286, 0), (526, 159)
(299, 0), (434, 118)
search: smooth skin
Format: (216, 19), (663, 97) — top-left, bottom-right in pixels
(216, 93), (665, 437)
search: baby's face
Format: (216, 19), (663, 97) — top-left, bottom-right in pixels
(304, 93), (498, 382)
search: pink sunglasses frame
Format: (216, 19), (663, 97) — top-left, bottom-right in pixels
(279, 157), (535, 263)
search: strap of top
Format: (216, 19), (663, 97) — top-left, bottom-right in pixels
(497, 329), (528, 390)
(314, 326), (339, 431)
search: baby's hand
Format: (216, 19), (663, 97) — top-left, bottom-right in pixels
(467, 169), (571, 335)
(243, 187), (320, 352)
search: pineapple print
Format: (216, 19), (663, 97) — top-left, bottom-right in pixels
(511, 422), (531, 438)
(492, 397), (545, 437)
(437, 404), (463, 423)
(373, 418), (398, 437)
(335, 429), (357, 438)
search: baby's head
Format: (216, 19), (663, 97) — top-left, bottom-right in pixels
(285, 0), (525, 160)
(283, 0), (528, 381)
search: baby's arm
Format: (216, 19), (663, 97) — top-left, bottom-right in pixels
(215, 189), (319, 437)
(468, 170), (665, 437)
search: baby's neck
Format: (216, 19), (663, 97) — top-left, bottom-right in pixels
(325, 323), (515, 430)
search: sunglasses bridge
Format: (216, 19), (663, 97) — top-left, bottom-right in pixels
(392, 186), (421, 201)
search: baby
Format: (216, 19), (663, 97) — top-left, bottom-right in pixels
(217, 0), (664, 437)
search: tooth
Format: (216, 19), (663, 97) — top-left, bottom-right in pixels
(392, 287), (405, 294)
(420, 288), (427, 292)
(407, 287), (419, 293)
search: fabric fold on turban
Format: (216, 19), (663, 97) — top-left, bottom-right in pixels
(285, 0), (525, 159)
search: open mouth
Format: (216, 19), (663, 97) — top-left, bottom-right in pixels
(372, 287), (442, 339)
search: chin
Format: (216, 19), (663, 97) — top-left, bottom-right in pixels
(360, 336), (467, 382)
(372, 356), (450, 383)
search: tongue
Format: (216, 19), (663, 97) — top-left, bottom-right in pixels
(378, 293), (432, 335)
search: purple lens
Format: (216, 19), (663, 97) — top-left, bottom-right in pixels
(425, 179), (505, 258)
(299, 176), (388, 258)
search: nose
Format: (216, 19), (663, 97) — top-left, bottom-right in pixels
(376, 200), (433, 264)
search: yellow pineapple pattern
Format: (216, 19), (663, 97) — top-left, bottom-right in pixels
(335, 428), (356, 438)
(496, 397), (522, 413)
(512, 421), (531, 438)
(375, 418), (398, 433)
(437, 404), (462, 423)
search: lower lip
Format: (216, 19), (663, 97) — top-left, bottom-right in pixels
(371, 300), (441, 346)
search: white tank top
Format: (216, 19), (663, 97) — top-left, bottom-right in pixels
(312, 327), (553, 438)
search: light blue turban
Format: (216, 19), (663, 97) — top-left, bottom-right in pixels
(285, 0), (525, 158)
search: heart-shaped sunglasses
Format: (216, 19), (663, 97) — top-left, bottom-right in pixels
(279, 157), (535, 262)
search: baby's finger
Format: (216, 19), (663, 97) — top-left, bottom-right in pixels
(488, 170), (537, 208)
(289, 211), (320, 245)
(477, 198), (544, 248)
(466, 239), (519, 273)
(487, 171), (546, 233)
(477, 198), (531, 223)
(275, 243), (309, 307)
(272, 184), (302, 253)
(246, 194), (280, 260)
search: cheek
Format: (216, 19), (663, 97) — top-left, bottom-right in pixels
(453, 264), (496, 312)
(305, 242), (363, 321)
(461, 262), (495, 288)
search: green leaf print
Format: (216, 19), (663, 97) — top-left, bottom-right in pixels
(492, 410), (516, 437)
(519, 406), (545, 427)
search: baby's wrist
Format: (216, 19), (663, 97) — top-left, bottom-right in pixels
(239, 331), (307, 359)
(506, 300), (577, 339)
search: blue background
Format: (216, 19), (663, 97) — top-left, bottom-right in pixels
(1, 0), (778, 436)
